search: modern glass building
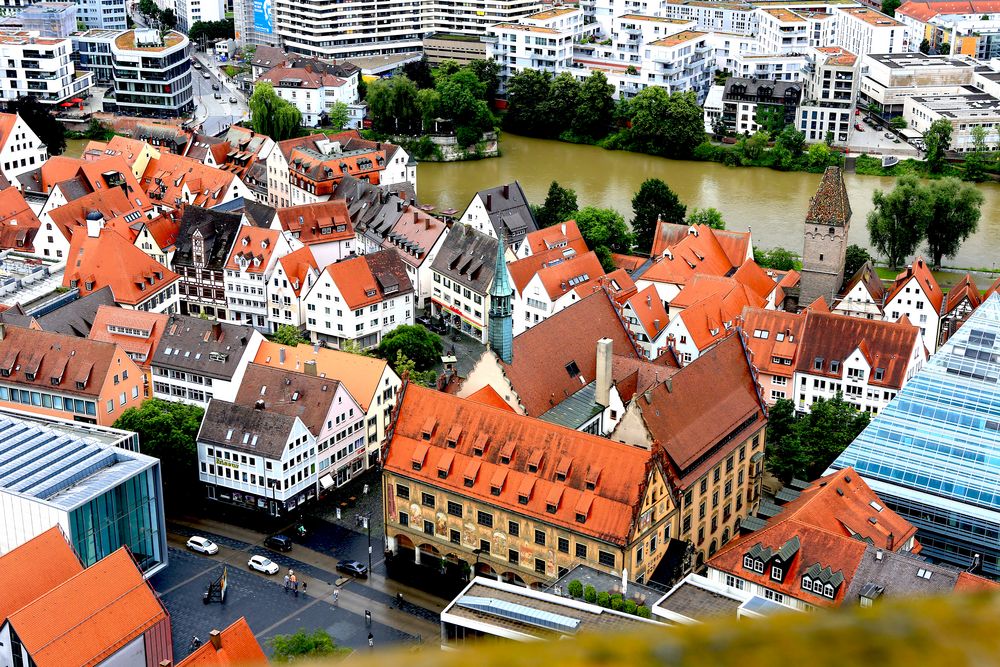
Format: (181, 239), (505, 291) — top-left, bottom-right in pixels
(830, 294), (1000, 577)
(0, 409), (167, 576)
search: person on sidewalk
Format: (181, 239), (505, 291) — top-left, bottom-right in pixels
(368, 633), (374, 648)
(283, 574), (290, 592)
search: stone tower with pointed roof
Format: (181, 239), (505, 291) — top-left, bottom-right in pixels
(800, 166), (852, 309)
(488, 233), (513, 363)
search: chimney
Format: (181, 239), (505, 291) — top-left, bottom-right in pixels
(887, 532), (894, 552)
(304, 359), (318, 376)
(279, 347), (286, 363)
(0, 323), (5, 341)
(313, 341), (320, 353)
(643, 388), (653, 403)
(86, 211), (105, 238)
(595, 338), (613, 408)
(159, 661), (173, 667)
(653, 318), (660, 330)
(209, 629), (222, 649)
(486, 194), (492, 211)
(561, 222), (566, 234)
(502, 184), (509, 199)
(254, 399), (265, 410)
(664, 376), (672, 392)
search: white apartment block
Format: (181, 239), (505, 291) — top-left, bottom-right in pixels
(489, 21), (577, 88)
(904, 93), (1000, 152)
(224, 227), (295, 331)
(756, 8), (810, 54)
(728, 52), (808, 82)
(0, 112), (48, 185)
(798, 47), (859, 144)
(662, 0), (758, 35)
(0, 34), (93, 107)
(857, 52), (977, 115)
(833, 6), (910, 56)
(257, 67), (360, 127)
(174, 0), (225, 33)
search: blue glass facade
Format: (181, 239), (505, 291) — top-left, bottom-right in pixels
(68, 467), (165, 572)
(831, 295), (1000, 577)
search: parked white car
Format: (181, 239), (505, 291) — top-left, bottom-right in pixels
(248, 555), (280, 575)
(186, 536), (219, 555)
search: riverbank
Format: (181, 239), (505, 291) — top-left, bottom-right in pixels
(364, 131), (499, 162)
(854, 153), (1000, 181)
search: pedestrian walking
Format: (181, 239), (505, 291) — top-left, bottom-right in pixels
(368, 633), (374, 647)
(365, 609), (371, 625)
(283, 574), (290, 592)
(333, 588), (338, 604)
(302, 581), (307, 594)
(396, 592), (403, 607)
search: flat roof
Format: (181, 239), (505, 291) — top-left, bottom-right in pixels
(619, 13), (691, 22)
(114, 29), (186, 52)
(761, 7), (806, 21)
(656, 581), (745, 618)
(649, 29), (708, 46)
(527, 7), (579, 18)
(840, 6), (902, 26)
(867, 52), (975, 69)
(492, 23), (562, 33)
(0, 410), (153, 511)
(910, 92), (1000, 119)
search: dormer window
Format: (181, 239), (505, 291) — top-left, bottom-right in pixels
(771, 565), (784, 582)
(874, 368), (885, 381)
(24, 372), (35, 381)
(518, 493), (529, 505)
(744, 555), (754, 570)
(546, 502), (558, 514)
(575, 512), (587, 523)
(75, 380), (85, 389)
(830, 360), (840, 373)
(823, 583), (834, 598)
(814, 357), (823, 370)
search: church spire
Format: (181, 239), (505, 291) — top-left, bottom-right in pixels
(488, 233), (513, 364)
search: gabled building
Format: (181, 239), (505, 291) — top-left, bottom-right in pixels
(459, 182), (538, 250)
(253, 340), (401, 464)
(509, 249), (606, 336)
(0, 112), (48, 186)
(610, 333), (768, 569)
(266, 246), (319, 334)
(430, 223), (498, 343)
(514, 219), (588, 260)
(131, 214), (178, 267)
(257, 65), (358, 127)
(64, 216), (179, 314)
(740, 308), (804, 404)
(382, 384), (676, 586)
(274, 199), (356, 266)
(621, 285), (669, 360)
(88, 305), (169, 397)
(707, 468), (993, 610)
(0, 188), (41, 254)
(224, 226), (295, 331)
(832, 260), (887, 320)
(884, 257), (944, 354)
(303, 249), (414, 349)
(141, 151), (253, 212)
(173, 206), (244, 320)
(662, 278), (766, 365)
(82, 134), (160, 180)
(0, 325), (145, 426)
(939, 273), (980, 346)
(176, 617), (266, 667)
(267, 133), (389, 208)
(150, 316), (265, 408)
(36, 184), (149, 261)
(376, 203), (449, 309)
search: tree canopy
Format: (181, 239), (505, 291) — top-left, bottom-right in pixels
(113, 399), (204, 507)
(269, 629), (348, 662)
(377, 324), (443, 371)
(535, 181), (578, 229)
(572, 72), (616, 140)
(572, 206), (632, 270)
(924, 178), (984, 268)
(866, 175), (934, 269)
(624, 88), (705, 158)
(366, 76), (421, 134)
(755, 247), (797, 271)
(271, 325), (309, 347)
(686, 207), (726, 230)
(844, 244), (874, 280)
(503, 69), (552, 137)
(765, 395), (871, 483)
(188, 18), (236, 43)
(249, 82), (302, 141)
(923, 119), (952, 173)
(631, 178), (686, 252)
(8, 97), (65, 155)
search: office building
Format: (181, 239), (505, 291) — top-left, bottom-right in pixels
(0, 410), (167, 576)
(0, 33), (93, 107)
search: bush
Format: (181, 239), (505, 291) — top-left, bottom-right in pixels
(597, 591), (611, 608)
(624, 599), (638, 615)
(456, 125), (481, 148)
(693, 141), (726, 162)
(611, 597), (625, 611)
(567, 580), (583, 598)
(637, 605), (652, 618)
(584, 585), (597, 603)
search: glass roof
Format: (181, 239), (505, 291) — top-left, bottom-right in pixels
(832, 294), (1000, 510)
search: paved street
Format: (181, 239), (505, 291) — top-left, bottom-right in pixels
(190, 51), (249, 136)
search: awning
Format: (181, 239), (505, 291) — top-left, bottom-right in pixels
(70, 97), (83, 103)
(59, 102), (73, 107)
(319, 474), (334, 490)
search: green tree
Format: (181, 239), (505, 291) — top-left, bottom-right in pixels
(188, 18), (235, 42)
(631, 178), (686, 253)
(416, 88), (441, 133)
(754, 105), (786, 134)
(160, 7), (176, 28)
(402, 56), (434, 89)
(539, 73), (581, 138)
(323, 101), (349, 131)
(573, 206), (632, 268)
(882, 0), (901, 16)
(392, 351), (438, 387)
(436, 68), (493, 143)
(269, 629), (347, 661)
(919, 38), (931, 54)
(248, 82), (302, 140)
(924, 178), (984, 268)
(796, 394), (871, 480)
(807, 141), (835, 168)
(889, 116), (908, 130)
(775, 125), (805, 157)
(686, 207), (726, 230)
(963, 124), (990, 182)
(271, 325), (308, 346)
(764, 399), (805, 484)
(770, 145), (795, 171)
(755, 247), (797, 271)
(923, 118), (953, 173)
(625, 88), (704, 158)
(138, 0), (159, 20)
(377, 324), (443, 371)
(866, 175), (934, 269)
(7, 97), (65, 155)
(113, 399), (204, 506)
(844, 244), (874, 280)
(366, 75), (421, 134)
(468, 59), (500, 102)
(434, 60), (463, 79)
(572, 71), (615, 139)
(504, 69), (552, 136)
(536, 181), (578, 229)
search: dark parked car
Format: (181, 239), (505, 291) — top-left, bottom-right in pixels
(264, 534), (292, 552)
(337, 559), (368, 578)
(211, 83), (220, 91)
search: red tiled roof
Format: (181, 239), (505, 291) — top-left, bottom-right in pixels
(533, 251), (605, 301)
(944, 273), (980, 315)
(611, 253), (647, 274)
(633, 334), (764, 484)
(322, 249), (413, 310)
(225, 226), (282, 274)
(650, 222), (690, 257)
(87, 306), (169, 369)
(501, 291), (639, 416)
(276, 200), (354, 246)
(0, 325), (124, 398)
(385, 385), (656, 546)
(40, 156), (85, 192)
(794, 309), (920, 389)
(837, 260), (886, 306)
(731, 259), (778, 301)
(624, 284), (668, 338)
(740, 307), (804, 377)
(955, 571), (1000, 592)
(641, 225), (738, 288)
(896, 0), (1000, 21)
(7, 548), (168, 667)
(47, 187), (141, 243)
(381, 206), (448, 268)
(466, 384), (516, 412)
(259, 65), (347, 89)
(276, 246), (319, 297)
(141, 151), (239, 209)
(596, 269), (638, 304)
(177, 617), (267, 666)
(522, 219), (588, 256)
(0, 527), (82, 625)
(0, 112), (19, 153)
(887, 257), (944, 313)
(674, 283), (765, 350)
(0, 187), (40, 252)
(65, 225), (178, 305)
(140, 214), (180, 251)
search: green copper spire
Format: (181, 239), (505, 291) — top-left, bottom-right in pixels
(488, 233), (513, 363)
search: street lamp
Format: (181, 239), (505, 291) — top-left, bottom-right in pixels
(359, 511), (372, 575)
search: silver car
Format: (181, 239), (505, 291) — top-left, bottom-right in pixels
(186, 535), (219, 555)
(248, 554), (280, 575)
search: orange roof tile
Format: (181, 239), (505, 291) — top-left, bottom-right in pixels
(0, 112), (18, 152)
(675, 284), (765, 350)
(8, 548), (168, 667)
(177, 617), (267, 666)
(0, 527), (83, 625)
(731, 259), (778, 301)
(650, 222), (690, 257)
(897, 0), (1000, 21)
(641, 225), (738, 288)
(322, 249), (413, 310)
(140, 214), (180, 251)
(47, 187), (140, 243)
(276, 200), (354, 246)
(385, 385), (655, 546)
(225, 226), (282, 274)
(40, 155), (85, 192)
(0, 326), (124, 398)
(276, 246), (319, 297)
(533, 251), (605, 301)
(955, 570), (1000, 593)
(466, 384), (516, 412)
(944, 273), (980, 315)
(594, 269), (638, 304)
(887, 257), (944, 313)
(141, 151), (239, 209)
(611, 253), (647, 274)
(624, 284), (668, 338)
(253, 340), (393, 410)
(713, 229), (753, 267)
(740, 307), (805, 377)
(65, 225), (178, 305)
(87, 305), (169, 369)
(0, 187), (40, 252)
(522, 219), (588, 256)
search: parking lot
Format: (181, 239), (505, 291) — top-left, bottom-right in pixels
(846, 115), (921, 156)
